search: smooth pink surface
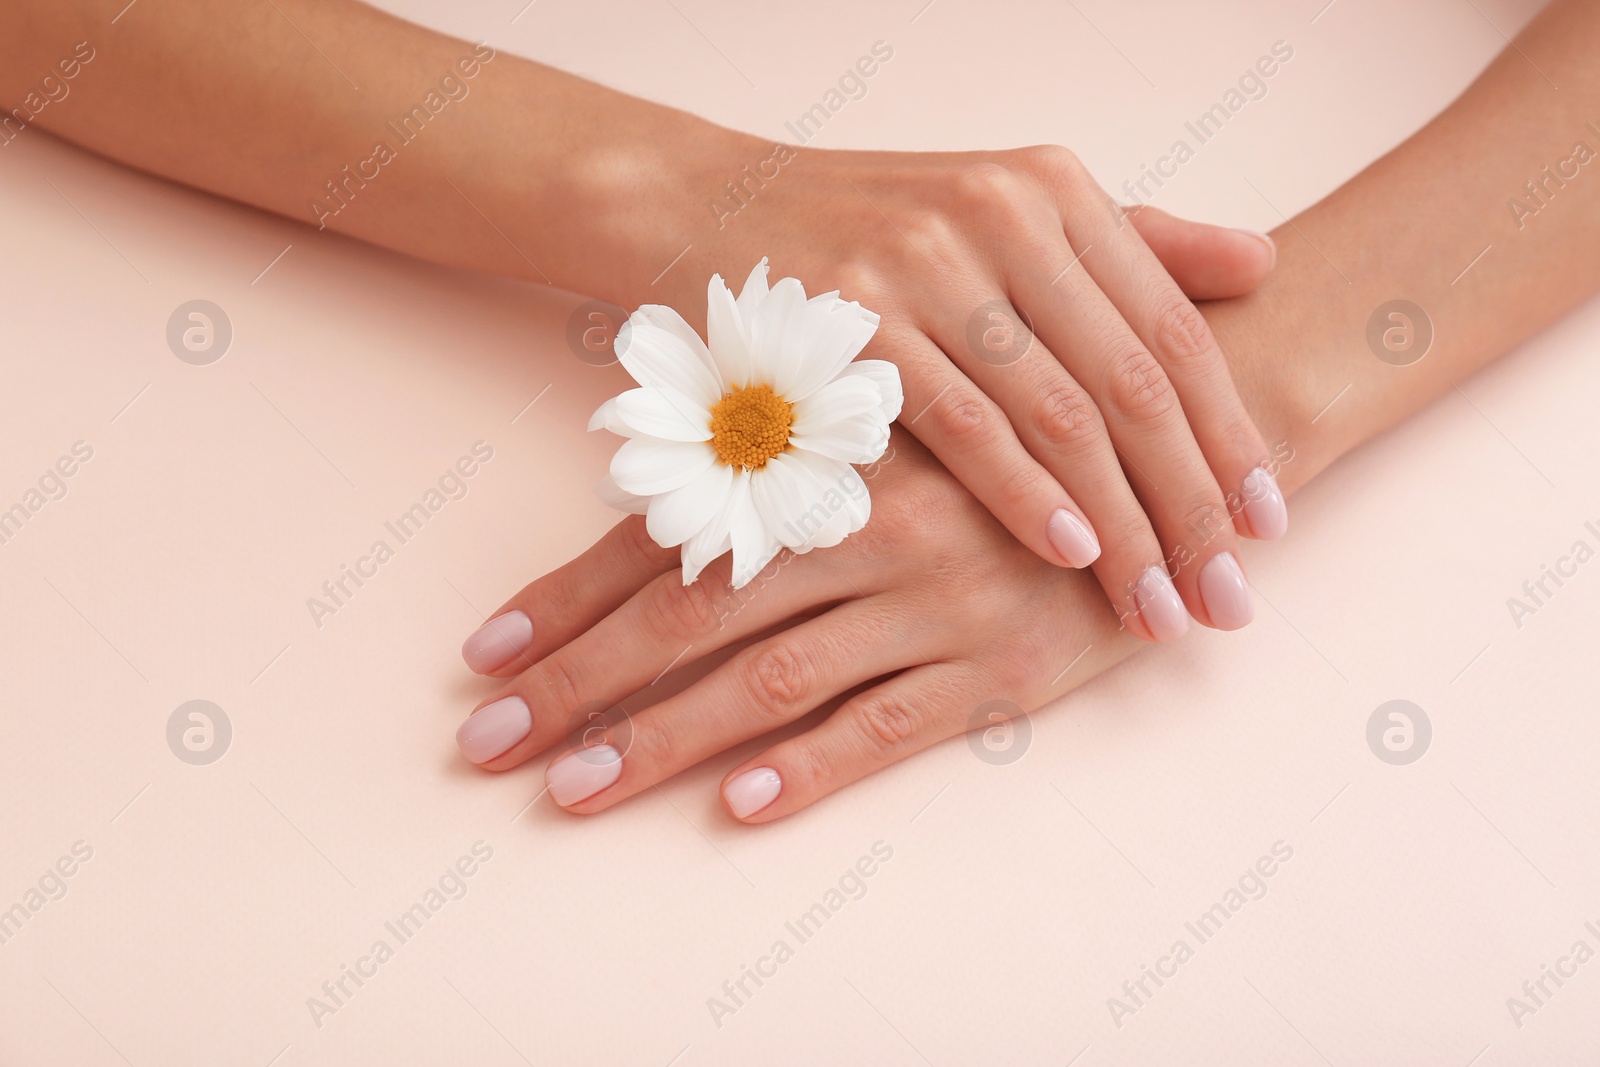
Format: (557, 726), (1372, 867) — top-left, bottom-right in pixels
(1135, 565), (1190, 641)
(1198, 550), (1253, 631)
(1242, 464), (1289, 540)
(724, 767), (783, 818)
(1046, 507), (1101, 568)
(4, 1), (1595, 1063)
(461, 609), (533, 674)
(546, 745), (623, 806)
(455, 695), (532, 763)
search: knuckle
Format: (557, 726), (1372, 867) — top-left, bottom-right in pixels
(854, 693), (922, 751)
(646, 574), (724, 637)
(741, 644), (814, 719)
(1105, 346), (1177, 422)
(633, 717), (678, 765)
(833, 261), (882, 303)
(1031, 381), (1102, 453)
(1151, 297), (1218, 372)
(786, 738), (836, 793)
(1021, 144), (1084, 184)
(930, 390), (1001, 448)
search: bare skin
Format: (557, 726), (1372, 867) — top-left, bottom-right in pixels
(7, 0), (1599, 816)
(1, 0), (1283, 639)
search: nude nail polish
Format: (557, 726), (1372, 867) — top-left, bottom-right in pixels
(724, 767), (782, 819)
(1241, 466), (1288, 540)
(546, 744), (623, 806)
(1199, 551), (1253, 630)
(1135, 566), (1188, 641)
(1047, 508), (1101, 568)
(461, 610), (534, 674)
(456, 695), (532, 764)
(1234, 229), (1277, 269)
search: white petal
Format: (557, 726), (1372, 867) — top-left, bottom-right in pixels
(729, 493), (782, 589)
(706, 273), (753, 389)
(746, 277), (810, 394)
(617, 306), (721, 406)
(589, 387), (710, 442)
(594, 475), (650, 515)
(610, 437), (715, 496)
(791, 449), (871, 533)
(773, 292), (881, 401)
(681, 470), (747, 584)
(788, 375), (892, 464)
(838, 358), (904, 422)
(647, 460), (732, 547)
(750, 451), (854, 551)
(735, 258), (771, 322)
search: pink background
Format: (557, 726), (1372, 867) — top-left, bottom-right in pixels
(3, 0), (1595, 1063)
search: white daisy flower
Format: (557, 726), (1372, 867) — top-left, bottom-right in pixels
(589, 259), (903, 588)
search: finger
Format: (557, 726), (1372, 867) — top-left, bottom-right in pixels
(456, 548), (863, 771)
(540, 597), (926, 813)
(1009, 238), (1253, 634)
(1080, 204), (1290, 544)
(459, 516), (680, 678)
(945, 297), (1177, 641)
(720, 660), (992, 822)
(885, 313), (1102, 572)
(1125, 205), (1276, 300)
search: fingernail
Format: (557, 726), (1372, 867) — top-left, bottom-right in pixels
(724, 767), (782, 819)
(461, 610), (534, 674)
(1235, 229), (1276, 269)
(1135, 566), (1188, 641)
(1199, 551), (1253, 630)
(456, 695), (532, 764)
(546, 744), (623, 806)
(1241, 466), (1288, 540)
(1047, 508), (1101, 568)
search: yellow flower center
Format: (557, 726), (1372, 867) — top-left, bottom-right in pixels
(709, 383), (794, 469)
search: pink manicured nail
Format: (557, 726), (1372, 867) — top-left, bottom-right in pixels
(462, 610), (534, 674)
(1135, 566), (1188, 641)
(546, 744), (623, 806)
(1241, 466), (1288, 540)
(1199, 551), (1253, 631)
(456, 696), (532, 764)
(1047, 508), (1101, 568)
(723, 767), (782, 819)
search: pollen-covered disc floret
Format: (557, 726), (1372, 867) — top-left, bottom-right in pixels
(710, 384), (794, 470)
(589, 258), (904, 589)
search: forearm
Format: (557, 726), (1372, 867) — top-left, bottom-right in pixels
(0, 0), (725, 300)
(1211, 0), (1600, 491)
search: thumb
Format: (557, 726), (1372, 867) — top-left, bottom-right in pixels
(1125, 205), (1276, 300)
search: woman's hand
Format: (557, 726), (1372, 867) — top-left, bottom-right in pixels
(620, 140), (1287, 640)
(456, 432), (1140, 820)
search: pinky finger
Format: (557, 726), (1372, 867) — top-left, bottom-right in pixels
(719, 661), (993, 822)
